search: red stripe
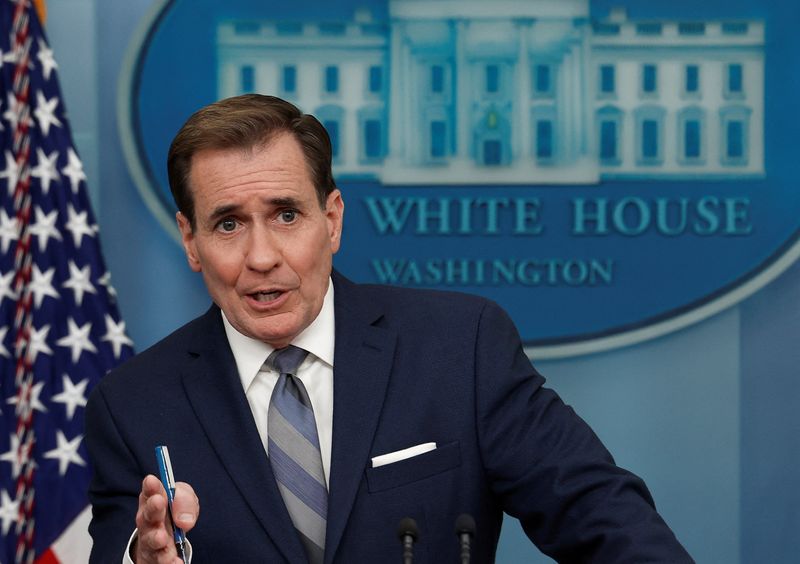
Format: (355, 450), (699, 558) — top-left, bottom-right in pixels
(34, 548), (59, 564)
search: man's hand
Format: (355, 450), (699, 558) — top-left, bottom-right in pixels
(134, 474), (199, 564)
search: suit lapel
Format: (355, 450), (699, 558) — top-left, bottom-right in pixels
(180, 307), (306, 563)
(324, 274), (396, 563)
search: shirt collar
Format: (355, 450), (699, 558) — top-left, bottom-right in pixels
(222, 280), (335, 392)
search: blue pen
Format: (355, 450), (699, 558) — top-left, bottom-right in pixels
(155, 445), (188, 563)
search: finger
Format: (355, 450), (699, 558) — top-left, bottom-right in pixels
(137, 476), (168, 529)
(142, 490), (168, 526)
(137, 525), (179, 564)
(142, 474), (166, 498)
(172, 481), (199, 532)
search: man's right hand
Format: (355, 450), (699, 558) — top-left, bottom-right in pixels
(134, 474), (199, 564)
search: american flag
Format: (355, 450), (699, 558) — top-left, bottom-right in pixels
(0, 1), (134, 562)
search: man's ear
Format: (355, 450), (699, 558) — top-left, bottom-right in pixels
(325, 189), (344, 254)
(176, 212), (202, 272)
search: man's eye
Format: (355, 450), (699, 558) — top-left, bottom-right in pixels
(219, 218), (237, 232)
(280, 210), (297, 223)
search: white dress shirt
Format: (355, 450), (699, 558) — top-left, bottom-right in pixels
(123, 281), (336, 563)
(222, 280), (335, 486)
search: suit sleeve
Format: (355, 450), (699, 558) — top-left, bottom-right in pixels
(473, 300), (694, 563)
(84, 381), (144, 564)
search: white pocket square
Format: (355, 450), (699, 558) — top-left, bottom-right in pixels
(371, 442), (437, 468)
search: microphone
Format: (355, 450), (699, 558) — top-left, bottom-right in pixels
(397, 517), (419, 564)
(455, 513), (476, 564)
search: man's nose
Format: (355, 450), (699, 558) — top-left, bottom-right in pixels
(244, 226), (281, 272)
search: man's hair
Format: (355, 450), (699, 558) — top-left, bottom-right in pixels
(167, 94), (336, 227)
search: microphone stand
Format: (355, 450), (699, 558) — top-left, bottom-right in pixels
(397, 517), (419, 564)
(455, 513), (476, 564)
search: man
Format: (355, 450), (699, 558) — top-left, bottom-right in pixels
(85, 94), (693, 563)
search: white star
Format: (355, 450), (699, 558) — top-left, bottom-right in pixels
(0, 47), (11, 69)
(44, 430), (86, 476)
(63, 261), (96, 306)
(36, 38), (57, 80)
(56, 318), (97, 363)
(0, 436), (22, 477)
(20, 324), (53, 364)
(61, 148), (86, 194)
(33, 91), (62, 137)
(29, 264), (59, 308)
(0, 326), (9, 358)
(102, 315), (133, 359)
(2, 93), (33, 131)
(0, 208), (18, 253)
(6, 380), (47, 416)
(0, 30), (33, 68)
(1, 43), (17, 68)
(0, 434), (34, 478)
(51, 374), (89, 421)
(0, 489), (19, 535)
(0, 270), (17, 306)
(28, 206), (62, 251)
(0, 30), (17, 69)
(30, 148), (61, 193)
(98, 271), (118, 299)
(0, 150), (19, 195)
(65, 204), (94, 247)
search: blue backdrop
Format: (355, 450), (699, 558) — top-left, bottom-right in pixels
(47, 0), (800, 561)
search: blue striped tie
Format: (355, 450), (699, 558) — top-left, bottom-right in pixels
(267, 346), (327, 564)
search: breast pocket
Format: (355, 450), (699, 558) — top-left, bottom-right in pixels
(365, 441), (461, 493)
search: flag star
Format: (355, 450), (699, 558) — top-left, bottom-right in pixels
(98, 271), (118, 299)
(63, 261), (96, 306)
(56, 318), (97, 363)
(102, 314), (133, 359)
(65, 204), (94, 247)
(1, 42), (16, 67)
(0, 489), (19, 535)
(36, 38), (58, 80)
(6, 380), (47, 416)
(0, 433), (34, 479)
(0, 326), (9, 358)
(33, 91), (62, 137)
(0, 436), (21, 477)
(44, 430), (86, 476)
(0, 150), (19, 195)
(28, 206), (62, 251)
(29, 264), (60, 308)
(0, 270), (17, 306)
(61, 148), (86, 194)
(51, 374), (89, 421)
(30, 148), (61, 193)
(2, 93), (34, 131)
(19, 324), (53, 364)
(0, 208), (19, 253)
(0, 30), (33, 68)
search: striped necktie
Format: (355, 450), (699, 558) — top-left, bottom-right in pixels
(266, 346), (327, 564)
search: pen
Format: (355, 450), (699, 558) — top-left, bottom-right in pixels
(155, 445), (188, 563)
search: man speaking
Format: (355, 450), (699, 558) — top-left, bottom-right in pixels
(85, 94), (693, 563)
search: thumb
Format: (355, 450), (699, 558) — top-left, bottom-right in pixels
(171, 481), (199, 532)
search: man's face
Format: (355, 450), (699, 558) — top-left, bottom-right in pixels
(177, 133), (344, 348)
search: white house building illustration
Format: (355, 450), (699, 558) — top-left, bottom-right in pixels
(216, 0), (764, 184)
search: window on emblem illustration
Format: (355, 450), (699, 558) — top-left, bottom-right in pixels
(325, 66), (339, 93)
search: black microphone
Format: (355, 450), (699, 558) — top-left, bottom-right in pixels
(397, 517), (419, 564)
(455, 513), (476, 564)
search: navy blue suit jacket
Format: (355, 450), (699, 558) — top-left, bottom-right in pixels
(85, 272), (692, 563)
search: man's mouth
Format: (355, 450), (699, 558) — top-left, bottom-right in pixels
(250, 290), (283, 302)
